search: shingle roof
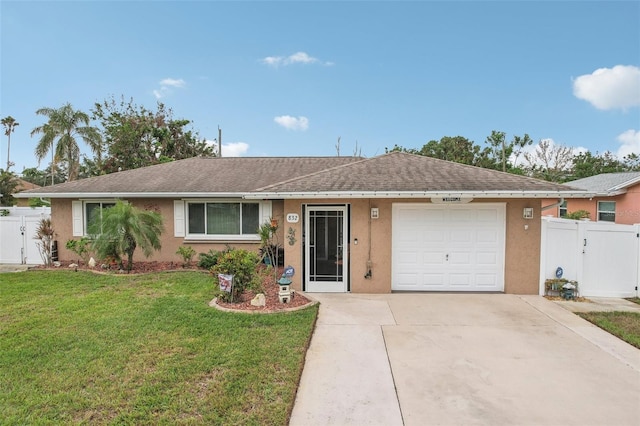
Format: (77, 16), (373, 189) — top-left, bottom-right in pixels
(17, 156), (362, 195)
(565, 172), (640, 193)
(256, 152), (574, 193)
(17, 152), (586, 198)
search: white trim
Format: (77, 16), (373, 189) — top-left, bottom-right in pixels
(72, 201), (83, 237)
(182, 199), (270, 241)
(243, 190), (594, 199)
(174, 200), (185, 237)
(17, 190), (595, 200)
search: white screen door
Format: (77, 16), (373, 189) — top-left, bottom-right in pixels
(305, 206), (348, 292)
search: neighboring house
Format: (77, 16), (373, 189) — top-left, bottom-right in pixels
(14, 179), (41, 207)
(16, 152), (588, 295)
(542, 172), (640, 225)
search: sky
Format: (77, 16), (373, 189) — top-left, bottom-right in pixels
(1, 0), (639, 175)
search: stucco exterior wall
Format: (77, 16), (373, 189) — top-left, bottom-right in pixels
(542, 185), (640, 225)
(52, 197), (541, 294)
(53, 198), (284, 264)
(282, 198), (542, 295)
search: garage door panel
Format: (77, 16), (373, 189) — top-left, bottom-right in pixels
(392, 203), (505, 292)
(423, 252), (445, 265)
(449, 252), (471, 264)
(476, 252), (498, 265)
(423, 273), (446, 286)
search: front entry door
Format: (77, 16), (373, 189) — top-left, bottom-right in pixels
(305, 206), (348, 292)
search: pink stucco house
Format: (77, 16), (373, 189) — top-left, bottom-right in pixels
(543, 172), (640, 225)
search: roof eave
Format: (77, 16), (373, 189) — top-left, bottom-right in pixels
(243, 190), (595, 199)
(14, 192), (250, 199)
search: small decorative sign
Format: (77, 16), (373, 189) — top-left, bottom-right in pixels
(430, 197), (473, 204)
(286, 213), (299, 223)
(284, 265), (295, 277)
(218, 274), (233, 293)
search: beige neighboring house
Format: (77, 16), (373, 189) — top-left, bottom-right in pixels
(14, 179), (41, 207)
(16, 152), (589, 294)
(543, 172), (640, 225)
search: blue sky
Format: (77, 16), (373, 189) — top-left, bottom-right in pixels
(1, 1), (639, 174)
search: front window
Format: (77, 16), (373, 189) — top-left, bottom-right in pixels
(85, 201), (116, 234)
(559, 200), (567, 218)
(187, 202), (260, 237)
(597, 201), (616, 222)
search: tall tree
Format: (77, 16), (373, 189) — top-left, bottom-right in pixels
(92, 97), (215, 174)
(1, 116), (19, 171)
(523, 139), (574, 182)
(0, 170), (18, 206)
(30, 103), (101, 183)
(571, 151), (624, 179)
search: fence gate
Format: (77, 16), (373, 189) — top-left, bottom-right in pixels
(0, 208), (51, 265)
(540, 217), (639, 298)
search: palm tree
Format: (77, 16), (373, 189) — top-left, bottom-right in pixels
(89, 200), (164, 272)
(30, 103), (101, 182)
(1, 116), (19, 171)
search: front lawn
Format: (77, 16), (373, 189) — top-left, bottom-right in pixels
(0, 270), (317, 425)
(577, 311), (640, 349)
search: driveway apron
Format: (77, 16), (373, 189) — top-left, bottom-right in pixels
(290, 293), (640, 426)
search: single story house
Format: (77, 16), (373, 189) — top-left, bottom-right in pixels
(17, 152), (589, 294)
(542, 172), (640, 225)
(14, 179), (41, 207)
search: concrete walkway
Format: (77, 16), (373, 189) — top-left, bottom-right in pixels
(290, 294), (640, 426)
(0, 264), (36, 273)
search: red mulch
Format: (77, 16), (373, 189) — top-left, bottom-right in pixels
(41, 261), (311, 312)
(215, 266), (311, 312)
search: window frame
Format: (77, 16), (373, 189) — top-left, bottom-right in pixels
(184, 199), (263, 241)
(558, 200), (568, 218)
(83, 200), (117, 235)
(597, 201), (616, 222)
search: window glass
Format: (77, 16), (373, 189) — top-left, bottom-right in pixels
(207, 203), (240, 234)
(188, 203), (205, 234)
(242, 203), (260, 234)
(597, 201), (616, 222)
(559, 201), (567, 218)
(85, 202), (115, 233)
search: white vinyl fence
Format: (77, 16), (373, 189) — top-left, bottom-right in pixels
(540, 217), (639, 298)
(0, 207), (51, 265)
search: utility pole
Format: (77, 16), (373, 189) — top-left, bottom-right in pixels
(218, 127), (222, 157)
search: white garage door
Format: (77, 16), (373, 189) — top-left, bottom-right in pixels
(392, 203), (506, 292)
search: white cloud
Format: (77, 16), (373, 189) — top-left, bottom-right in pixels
(274, 115), (309, 131)
(204, 140), (250, 157)
(572, 65), (640, 110)
(261, 51), (332, 67)
(222, 142), (250, 157)
(153, 77), (186, 99)
(616, 129), (640, 158)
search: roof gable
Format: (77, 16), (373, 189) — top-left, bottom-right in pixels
(566, 172), (640, 193)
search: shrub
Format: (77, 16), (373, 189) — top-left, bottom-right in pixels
(66, 238), (91, 263)
(566, 210), (590, 220)
(176, 245), (196, 267)
(211, 248), (260, 302)
(197, 246), (232, 270)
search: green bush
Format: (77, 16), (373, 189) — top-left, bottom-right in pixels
(66, 238), (91, 263)
(176, 245), (196, 266)
(211, 248), (260, 302)
(197, 246), (233, 270)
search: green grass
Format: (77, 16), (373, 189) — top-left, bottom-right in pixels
(625, 297), (640, 305)
(0, 270), (318, 425)
(577, 311), (640, 349)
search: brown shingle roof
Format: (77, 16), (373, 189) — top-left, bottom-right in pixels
(17, 152), (584, 198)
(255, 152), (577, 193)
(17, 156), (363, 196)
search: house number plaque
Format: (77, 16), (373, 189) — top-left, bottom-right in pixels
(286, 213), (299, 223)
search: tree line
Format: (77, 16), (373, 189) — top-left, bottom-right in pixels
(1, 97), (215, 196)
(2, 98), (639, 206)
(387, 132), (639, 183)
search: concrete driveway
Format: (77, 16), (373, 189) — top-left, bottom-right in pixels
(290, 294), (640, 426)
